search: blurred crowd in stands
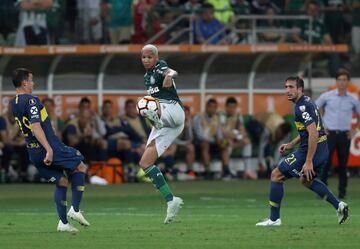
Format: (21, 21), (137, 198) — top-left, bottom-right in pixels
(0, 0), (359, 53)
(0, 96), (294, 183)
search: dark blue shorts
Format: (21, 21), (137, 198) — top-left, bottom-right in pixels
(278, 141), (329, 179)
(28, 144), (84, 183)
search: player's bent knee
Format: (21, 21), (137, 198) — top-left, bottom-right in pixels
(58, 177), (69, 187)
(76, 162), (88, 173)
(271, 168), (285, 182)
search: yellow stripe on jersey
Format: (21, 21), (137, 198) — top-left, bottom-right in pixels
(15, 95), (19, 104)
(40, 107), (48, 122)
(294, 121), (306, 131)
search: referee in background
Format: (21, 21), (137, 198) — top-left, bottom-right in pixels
(316, 68), (360, 199)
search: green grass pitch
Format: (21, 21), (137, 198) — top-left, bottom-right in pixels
(0, 179), (359, 249)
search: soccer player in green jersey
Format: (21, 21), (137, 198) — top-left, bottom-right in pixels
(139, 44), (185, 224)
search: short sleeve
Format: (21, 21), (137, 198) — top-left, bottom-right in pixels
(27, 97), (42, 123)
(315, 92), (327, 109)
(298, 103), (316, 127)
(353, 98), (360, 116)
(157, 60), (169, 76)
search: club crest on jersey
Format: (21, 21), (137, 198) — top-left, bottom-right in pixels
(302, 112), (311, 121)
(150, 76), (155, 85)
(29, 98), (36, 105)
(30, 106), (38, 115)
(299, 105), (306, 112)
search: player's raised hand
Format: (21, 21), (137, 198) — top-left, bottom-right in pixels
(162, 75), (173, 89)
(44, 149), (53, 166)
(279, 143), (288, 154)
(301, 161), (315, 181)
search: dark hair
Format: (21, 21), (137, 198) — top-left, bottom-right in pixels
(201, 3), (214, 12)
(285, 76), (304, 91)
(12, 68), (33, 88)
(79, 97), (91, 107)
(125, 99), (136, 107)
(225, 97), (237, 105)
(103, 99), (113, 106)
(206, 98), (217, 105)
(335, 68), (350, 81)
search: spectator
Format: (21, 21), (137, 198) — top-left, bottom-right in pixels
(292, 1), (341, 77)
(76, 0), (102, 43)
(352, 0), (360, 53)
(257, 7), (286, 43)
(63, 109), (107, 163)
(120, 99), (151, 181)
(229, 0), (252, 44)
(219, 97), (253, 179)
(101, 100), (136, 164)
(206, 0), (234, 24)
(253, 112), (292, 178)
(43, 97), (65, 140)
(46, 0), (64, 44)
(292, 1), (332, 44)
(321, 0), (347, 44)
(0, 0), (18, 45)
(132, 0), (165, 44)
(194, 3), (226, 44)
(193, 98), (230, 179)
(103, 0), (133, 44)
(15, 0), (54, 46)
(74, 97), (107, 138)
(174, 106), (196, 180)
(64, 0), (77, 43)
(315, 68), (360, 199)
(0, 108), (30, 182)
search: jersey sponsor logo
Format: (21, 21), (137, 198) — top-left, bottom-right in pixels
(147, 86), (159, 95)
(29, 98), (37, 105)
(30, 106), (38, 115)
(299, 105), (306, 112)
(302, 112), (311, 121)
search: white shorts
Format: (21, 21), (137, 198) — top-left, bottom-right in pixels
(146, 102), (185, 157)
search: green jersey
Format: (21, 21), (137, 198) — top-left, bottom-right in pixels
(144, 60), (182, 105)
(296, 18), (328, 44)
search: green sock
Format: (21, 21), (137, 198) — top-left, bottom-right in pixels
(144, 165), (174, 202)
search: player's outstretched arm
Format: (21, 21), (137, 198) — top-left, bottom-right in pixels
(279, 135), (300, 153)
(162, 68), (178, 89)
(32, 122), (53, 165)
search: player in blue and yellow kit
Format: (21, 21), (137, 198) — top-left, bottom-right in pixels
(11, 68), (90, 233)
(256, 76), (349, 226)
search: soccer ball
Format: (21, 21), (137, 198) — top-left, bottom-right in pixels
(136, 96), (159, 116)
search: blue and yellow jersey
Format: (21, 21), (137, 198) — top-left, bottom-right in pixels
(11, 94), (61, 150)
(294, 95), (326, 150)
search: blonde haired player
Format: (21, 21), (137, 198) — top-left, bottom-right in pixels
(139, 44), (185, 224)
